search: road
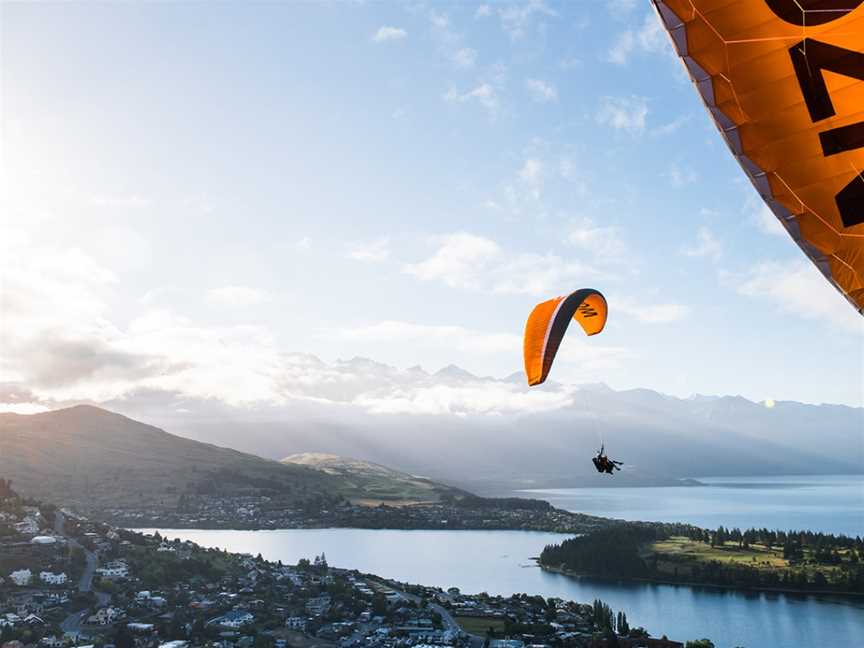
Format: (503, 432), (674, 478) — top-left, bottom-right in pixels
(54, 510), (111, 636)
(55, 511), (100, 594)
(370, 579), (484, 647)
(59, 609), (88, 635)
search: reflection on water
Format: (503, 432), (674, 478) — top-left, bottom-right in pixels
(139, 527), (864, 648)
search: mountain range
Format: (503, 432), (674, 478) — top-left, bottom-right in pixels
(5, 357), (861, 499)
(109, 358), (861, 493)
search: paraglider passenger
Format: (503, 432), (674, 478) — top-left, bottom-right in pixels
(593, 445), (622, 475)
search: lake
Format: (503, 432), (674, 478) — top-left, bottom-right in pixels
(140, 527), (864, 647)
(521, 474), (864, 536)
(137, 475), (864, 647)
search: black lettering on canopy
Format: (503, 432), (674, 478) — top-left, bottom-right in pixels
(837, 175), (864, 227)
(789, 39), (864, 122)
(819, 122), (864, 157)
(766, 0), (863, 26)
(789, 39), (864, 228)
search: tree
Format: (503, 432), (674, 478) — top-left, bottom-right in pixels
(371, 593), (388, 616)
(685, 640), (715, 648)
(113, 625), (134, 648)
(616, 611), (630, 635)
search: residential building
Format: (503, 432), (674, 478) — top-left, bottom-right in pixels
(39, 572), (68, 585)
(9, 570), (32, 586)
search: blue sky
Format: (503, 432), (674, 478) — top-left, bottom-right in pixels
(2, 0), (862, 415)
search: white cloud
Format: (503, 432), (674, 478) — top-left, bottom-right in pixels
(429, 10), (478, 70)
(608, 30), (636, 65)
(518, 158), (544, 199)
(403, 232), (500, 290)
(347, 237), (391, 263)
(650, 114), (691, 137)
(335, 321), (520, 355)
(567, 218), (628, 261)
(616, 297), (690, 323)
(475, 4), (492, 18)
(608, 0), (638, 15)
(296, 237), (312, 250)
(90, 194), (151, 208)
(0, 234), (278, 404)
(372, 26), (407, 43)
(747, 195), (787, 237)
(403, 232), (602, 296)
(496, 0), (557, 40)
(0, 236), (119, 389)
(667, 163), (698, 187)
(444, 83), (499, 115)
(355, 382), (570, 416)
(596, 96), (648, 134)
(452, 47), (477, 69)
(429, 11), (449, 30)
(205, 285), (272, 308)
(488, 252), (602, 296)
(0, 229), (622, 417)
(0, 402), (50, 414)
(559, 157), (577, 180)
(607, 11), (669, 65)
(682, 226), (723, 261)
(732, 260), (862, 333)
(525, 78), (558, 103)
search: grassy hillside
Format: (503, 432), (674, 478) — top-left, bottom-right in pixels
(281, 452), (467, 504)
(0, 405), (345, 511)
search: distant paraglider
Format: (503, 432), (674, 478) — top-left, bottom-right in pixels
(652, 0), (864, 313)
(522, 288), (607, 387)
(592, 444), (623, 475)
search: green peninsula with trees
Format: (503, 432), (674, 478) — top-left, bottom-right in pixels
(540, 523), (864, 596)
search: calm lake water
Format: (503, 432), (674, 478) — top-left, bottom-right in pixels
(520, 474), (864, 536)
(141, 527), (864, 648)
(137, 475), (864, 647)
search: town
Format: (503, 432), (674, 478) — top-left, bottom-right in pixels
(95, 495), (616, 536)
(0, 483), (686, 648)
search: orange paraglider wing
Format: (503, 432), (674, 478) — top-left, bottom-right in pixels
(523, 288), (608, 386)
(652, 0), (864, 313)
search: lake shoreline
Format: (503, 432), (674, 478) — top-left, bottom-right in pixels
(539, 563), (864, 601)
(136, 526), (864, 647)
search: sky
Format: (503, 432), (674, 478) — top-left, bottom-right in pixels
(1, 0), (862, 424)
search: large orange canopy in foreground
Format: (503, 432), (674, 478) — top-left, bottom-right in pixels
(652, 0), (864, 313)
(523, 289), (608, 387)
